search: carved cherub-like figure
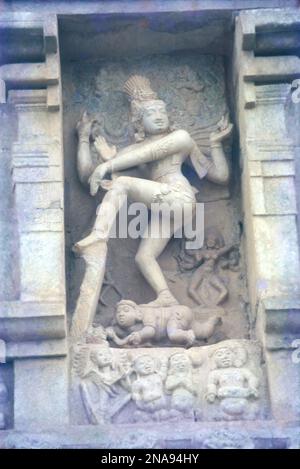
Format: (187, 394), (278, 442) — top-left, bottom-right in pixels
(71, 74), (233, 338)
(130, 355), (168, 422)
(106, 298), (220, 348)
(73, 346), (131, 424)
(205, 345), (259, 420)
(180, 227), (237, 306)
(165, 352), (196, 418)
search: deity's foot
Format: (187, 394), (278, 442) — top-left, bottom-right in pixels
(146, 289), (179, 307)
(72, 231), (106, 257)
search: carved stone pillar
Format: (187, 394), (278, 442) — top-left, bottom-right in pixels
(0, 14), (68, 429)
(234, 9), (300, 421)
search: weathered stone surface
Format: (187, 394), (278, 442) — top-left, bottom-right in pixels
(14, 357), (69, 430)
(234, 9), (300, 430)
(0, 1), (300, 450)
(71, 338), (267, 425)
(0, 13), (68, 437)
(63, 54), (248, 344)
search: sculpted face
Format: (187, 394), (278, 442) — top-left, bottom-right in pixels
(134, 355), (156, 375)
(214, 347), (235, 368)
(170, 353), (190, 372)
(94, 349), (112, 367)
(116, 304), (137, 328)
(141, 101), (169, 135)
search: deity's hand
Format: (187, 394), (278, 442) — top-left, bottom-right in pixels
(210, 113), (233, 144)
(94, 136), (117, 161)
(76, 111), (94, 140)
(89, 162), (111, 196)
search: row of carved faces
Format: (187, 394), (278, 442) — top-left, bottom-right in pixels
(75, 344), (261, 424)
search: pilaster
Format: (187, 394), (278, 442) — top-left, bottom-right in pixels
(234, 9), (300, 420)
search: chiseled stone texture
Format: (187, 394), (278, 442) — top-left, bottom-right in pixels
(70, 339), (268, 426)
(0, 1), (300, 450)
(63, 53), (248, 341)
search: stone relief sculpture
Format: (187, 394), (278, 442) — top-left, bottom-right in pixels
(67, 63), (265, 428)
(130, 355), (168, 423)
(71, 75), (233, 338)
(205, 344), (260, 420)
(178, 227), (238, 306)
(72, 345), (199, 423)
(165, 353), (196, 419)
(71, 339), (264, 424)
(1, 2), (299, 448)
(73, 345), (132, 424)
(106, 299), (221, 347)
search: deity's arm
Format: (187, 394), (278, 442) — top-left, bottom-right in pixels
(77, 138), (95, 185)
(108, 130), (193, 173)
(76, 112), (96, 186)
(190, 141), (229, 186)
(205, 119), (233, 185)
(93, 136), (117, 162)
(207, 142), (230, 185)
(190, 114), (233, 186)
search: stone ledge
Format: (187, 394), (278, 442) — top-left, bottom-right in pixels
(0, 301), (65, 318)
(0, 420), (299, 449)
(244, 56), (300, 83)
(0, 301), (66, 343)
(6, 338), (67, 359)
(260, 297), (300, 349)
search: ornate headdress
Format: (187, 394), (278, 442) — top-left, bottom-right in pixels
(123, 75), (166, 141)
(123, 75), (158, 103)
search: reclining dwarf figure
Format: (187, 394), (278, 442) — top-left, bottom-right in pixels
(106, 299), (221, 348)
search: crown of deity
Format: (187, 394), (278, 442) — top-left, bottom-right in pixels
(123, 75), (158, 103)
